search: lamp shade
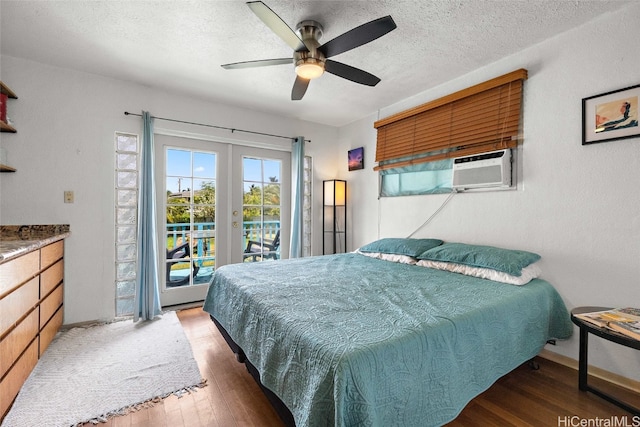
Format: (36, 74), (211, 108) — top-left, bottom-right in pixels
(323, 181), (334, 206)
(334, 180), (346, 206)
(324, 180), (346, 206)
(323, 179), (347, 255)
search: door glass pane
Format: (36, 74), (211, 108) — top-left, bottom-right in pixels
(193, 152), (216, 178)
(243, 157), (262, 182)
(166, 177), (190, 205)
(243, 206), (263, 240)
(242, 157), (281, 262)
(193, 211), (215, 285)
(165, 148), (217, 287)
(264, 182), (280, 205)
(167, 149), (191, 176)
(263, 159), (280, 182)
(243, 182), (263, 205)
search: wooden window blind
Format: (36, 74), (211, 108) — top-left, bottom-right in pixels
(374, 69), (527, 171)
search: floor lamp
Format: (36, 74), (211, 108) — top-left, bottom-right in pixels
(323, 180), (346, 254)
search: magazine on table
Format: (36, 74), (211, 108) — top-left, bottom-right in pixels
(574, 307), (640, 340)
(608, 320), (640, 341)
(616, 307), (640, 319)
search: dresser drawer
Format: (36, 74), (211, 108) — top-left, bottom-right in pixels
(40, 284), (63, 330)
(0, 338), (38, 419)
(40, 306), (63, 356)
(0, 250), (39, 297)
(41, 240), (63, 270)
(41, 259), (63, 297)
(0, 309), (38, 379)
(0, 277), (39, 337)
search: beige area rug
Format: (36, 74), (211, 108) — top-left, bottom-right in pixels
(1, 311), (205, 427)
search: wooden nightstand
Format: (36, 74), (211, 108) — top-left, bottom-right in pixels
(570, 306), (640, 416)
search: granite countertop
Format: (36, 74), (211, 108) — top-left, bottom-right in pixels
(0, 225), (70, 264)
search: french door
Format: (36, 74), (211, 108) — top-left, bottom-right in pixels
(155, 134), (290, 307)
(231, 145), (290, 264)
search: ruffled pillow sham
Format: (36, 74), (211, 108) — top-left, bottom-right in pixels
(416, 259), (542, 285)
(417, 242), (541, 277)
(356, 250), (418, 265)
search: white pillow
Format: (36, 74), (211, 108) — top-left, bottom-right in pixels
(356, 250), (417, 265)
(416, 259), (541, 285)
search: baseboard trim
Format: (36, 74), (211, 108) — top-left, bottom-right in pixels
(60, 319), (112, 330)
(539, 349), (640, 394)
(165, 301), (204, 311)
(60, 303), (205, 331)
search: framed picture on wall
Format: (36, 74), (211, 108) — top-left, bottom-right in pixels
(348, 147), (364, 171)
(582, 84), (640, 145)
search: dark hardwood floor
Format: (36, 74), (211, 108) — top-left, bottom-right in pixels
(85, 307), (639, 426)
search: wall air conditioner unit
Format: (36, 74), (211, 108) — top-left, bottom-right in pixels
(452, 149), (511, 190)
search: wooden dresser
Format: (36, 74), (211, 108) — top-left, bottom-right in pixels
(0, 236), (66, 419)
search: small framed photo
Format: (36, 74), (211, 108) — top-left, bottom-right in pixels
(348, 147), (364, 171)
(582, 84), (639, 145)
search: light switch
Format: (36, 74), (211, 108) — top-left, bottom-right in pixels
(64, 191), (74, 203)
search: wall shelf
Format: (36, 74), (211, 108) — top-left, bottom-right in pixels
(0, 81), (18, 171)
(0, 121), (16, 133)
(0, 81), (17, 133)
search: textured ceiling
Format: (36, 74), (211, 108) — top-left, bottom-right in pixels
(0, 0), (631, 127)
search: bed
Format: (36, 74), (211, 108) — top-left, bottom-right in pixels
(203, 239), (573, 427)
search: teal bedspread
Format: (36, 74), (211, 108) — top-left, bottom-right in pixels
(203, 253), (572, 427)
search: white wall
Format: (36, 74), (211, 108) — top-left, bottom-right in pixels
(0, 56), (340, 324)
(338, 3), (640, 381)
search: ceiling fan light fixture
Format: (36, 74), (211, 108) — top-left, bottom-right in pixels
(295, 60), (325, 80)
(223, 2), (397, 100)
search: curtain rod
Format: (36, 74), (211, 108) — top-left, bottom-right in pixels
(124, 112), (310, 142)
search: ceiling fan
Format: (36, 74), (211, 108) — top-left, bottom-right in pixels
(221, 1), (397, 100)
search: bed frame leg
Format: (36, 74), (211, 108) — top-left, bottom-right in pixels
(528, 358), (540, 370)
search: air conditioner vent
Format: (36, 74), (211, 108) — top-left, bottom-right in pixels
(452, 149), (511, 190)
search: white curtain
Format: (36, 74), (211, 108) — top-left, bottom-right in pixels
(289, 136), (305, 258)
(134, 111), (162, 321)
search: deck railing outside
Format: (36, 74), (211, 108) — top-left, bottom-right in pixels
(166, 220), (280, 262)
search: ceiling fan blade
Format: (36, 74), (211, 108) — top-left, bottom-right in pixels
(325, 60), (381, 86)
(319, 16), (396, 58)
(221, 58), (292, 69)
(247, 1), (307, 52)
(291, 76), (310, 100)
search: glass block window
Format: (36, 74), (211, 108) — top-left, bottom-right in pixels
(303, 155), (312, 257)
(115, 132), (138, 317)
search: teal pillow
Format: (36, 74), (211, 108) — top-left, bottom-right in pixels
(417, 242), (541, 276)
(359, 238), (443, 257)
